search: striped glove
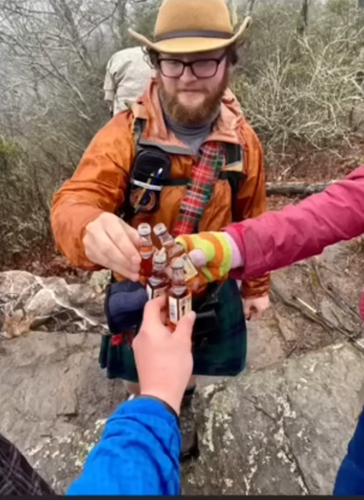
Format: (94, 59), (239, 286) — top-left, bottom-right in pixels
(175, 232), (234, 283)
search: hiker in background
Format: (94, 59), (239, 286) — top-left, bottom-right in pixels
(175, 164), (364, 496)
(103, 46), (152, 117)
(51, 0), (270, 460)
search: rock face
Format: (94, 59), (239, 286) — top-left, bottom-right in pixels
(0, 330), (126, 493)
(0, 271), (107, 337)
(0, 268), (363, 494)
(1, 328), (362, 494)
(185, 342), (363, 496)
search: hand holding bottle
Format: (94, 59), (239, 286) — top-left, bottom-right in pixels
(83, 213), (142, 281)
(175, 231), (242, 284)
(134, 295), (196, 415)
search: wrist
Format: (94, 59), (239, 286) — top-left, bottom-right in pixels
(125, 395), (180, 425)
(224, 232), (244, 269)
(140, 389), (182, 416)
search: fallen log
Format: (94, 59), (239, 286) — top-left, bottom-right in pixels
(270, 279), (364, 354)
(266, 180), (337, 197)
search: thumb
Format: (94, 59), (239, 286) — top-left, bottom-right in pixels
(174, 311), (196, 344)
(141, 295), (167, 331)
(189, 249), (207, 268)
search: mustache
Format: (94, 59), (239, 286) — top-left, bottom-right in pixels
(177, 88), (206, 93)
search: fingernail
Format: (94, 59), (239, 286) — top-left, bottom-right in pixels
(186, 311), (196, 321)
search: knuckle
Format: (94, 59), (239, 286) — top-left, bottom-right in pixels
(99, 211), (111, 223)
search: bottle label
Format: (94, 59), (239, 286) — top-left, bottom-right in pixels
(181, 253), (198, 281)
(169, 296), (179, 325)
(178, 294), (192, 319)
(168, 294), (192, 325)
(147, 284), (168, 300)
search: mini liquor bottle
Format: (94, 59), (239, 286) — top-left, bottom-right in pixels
(137, 223), (155, 280)
(153, 223), (198, 282)
(167, 258), (192, 330)
(146, 250), (170, 300)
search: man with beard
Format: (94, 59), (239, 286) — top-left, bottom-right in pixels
(51, 0), (270, 459)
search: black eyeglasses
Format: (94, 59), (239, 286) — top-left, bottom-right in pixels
(158, 52), (226, 79)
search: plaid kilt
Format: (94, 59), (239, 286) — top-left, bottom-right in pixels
(0, 433), (54, 496)
(99, 278), (247, 381)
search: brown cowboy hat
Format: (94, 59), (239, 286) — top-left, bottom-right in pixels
(128, 0), (252, 54)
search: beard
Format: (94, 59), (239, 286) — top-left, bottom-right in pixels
(158, 70), (230, 126)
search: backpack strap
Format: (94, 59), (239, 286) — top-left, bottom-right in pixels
(221, 143), (247, 222)
(132, 117), (146, 154)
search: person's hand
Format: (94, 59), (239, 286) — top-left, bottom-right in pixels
(133, 296), (196, 415)
(243, 295), (270, 321)
(83, 212), (141, 281)
(175, 232), (235, 284)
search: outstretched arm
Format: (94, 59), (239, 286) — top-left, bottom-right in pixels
(67, 297), (195, 496)
(176, 165), (364, 281)
(67, 398), (181, 496)
(226, 165), (364, 280)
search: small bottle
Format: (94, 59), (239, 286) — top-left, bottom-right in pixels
(137, 223), (155, 279)
(146, 250), (170, 300)
(153, 223), (198, 282)
(167, 258), (192, 330)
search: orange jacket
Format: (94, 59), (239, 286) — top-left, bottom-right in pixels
(51, 80), (270, 298)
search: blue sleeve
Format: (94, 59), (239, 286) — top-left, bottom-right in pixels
(67, 398), (181, 496)
(334, 408), (364, 496)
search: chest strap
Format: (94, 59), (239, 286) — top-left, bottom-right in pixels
(160, 169), (246, 187)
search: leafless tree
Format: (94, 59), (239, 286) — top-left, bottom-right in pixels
(0, 0), (152, 264)
(297, 0), (311, 36)
(246, 0), (257, 17)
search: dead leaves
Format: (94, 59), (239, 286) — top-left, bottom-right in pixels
(1, 309), (35, 339)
